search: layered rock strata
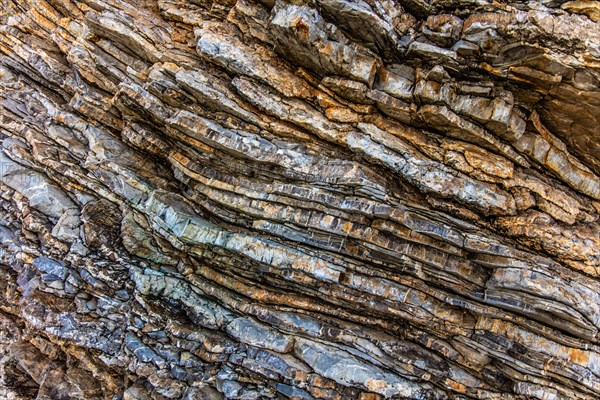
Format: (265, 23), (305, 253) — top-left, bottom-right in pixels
(0, 0), (599, 399)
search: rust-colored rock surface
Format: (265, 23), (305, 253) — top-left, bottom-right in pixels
(0, 0), (599, 399)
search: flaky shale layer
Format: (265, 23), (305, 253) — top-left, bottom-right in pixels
(1, 0), (600, 399)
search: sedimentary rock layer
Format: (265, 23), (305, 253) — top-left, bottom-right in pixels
(0, 0), (599, 399)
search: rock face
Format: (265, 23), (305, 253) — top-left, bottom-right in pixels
(0, 0), (599, 398)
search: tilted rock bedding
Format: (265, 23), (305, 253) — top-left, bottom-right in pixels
(0, 0), (599, 399)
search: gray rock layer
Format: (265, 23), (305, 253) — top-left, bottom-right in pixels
(0, 0), (599, 399)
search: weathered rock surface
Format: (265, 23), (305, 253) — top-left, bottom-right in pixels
(0, 0), (599, 399)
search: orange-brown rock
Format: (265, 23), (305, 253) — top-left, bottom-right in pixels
(0, 0), (599, 399)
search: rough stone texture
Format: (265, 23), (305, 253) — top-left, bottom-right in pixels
(0, 0), (599, 399)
